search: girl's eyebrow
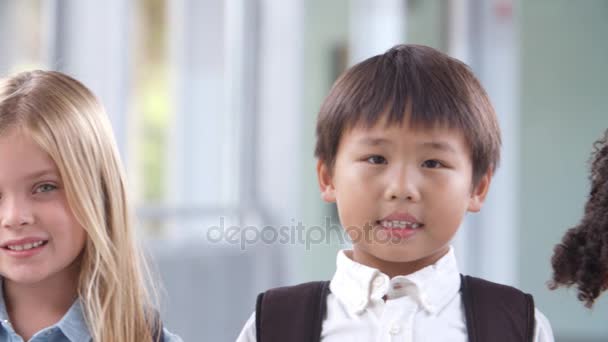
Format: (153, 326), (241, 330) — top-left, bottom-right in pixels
(24, 169), (58, 180)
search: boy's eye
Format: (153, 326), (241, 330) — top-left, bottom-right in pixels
(366, 155), (387, 164)
(34, 183), (57, 194)
(421, 159), (444, 168)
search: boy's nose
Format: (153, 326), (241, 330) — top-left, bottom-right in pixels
(384, 167), (421, 202)
(0, 197), (34, 229)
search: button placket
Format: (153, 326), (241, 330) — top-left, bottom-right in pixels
(382, 294), (418, 340)
(388, 322), (401, 335)
(380, 296), (404, 339)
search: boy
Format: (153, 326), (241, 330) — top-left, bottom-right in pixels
(237, 44), (554, 341)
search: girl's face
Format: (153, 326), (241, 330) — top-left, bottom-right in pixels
(0, 129), (86, 286)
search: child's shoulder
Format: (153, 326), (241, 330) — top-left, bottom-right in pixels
(257, 280), (330, 305)
(460, 274), (537, 340)
(254, 281), (330, 342)
(460, 274), (533, 300)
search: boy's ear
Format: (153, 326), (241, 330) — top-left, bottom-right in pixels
(316, 159), (336, 203)
(467, 170), (492, 213)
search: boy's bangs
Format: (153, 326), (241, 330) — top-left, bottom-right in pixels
(341, 53), (476, 134)
(315, 44), (501, 186)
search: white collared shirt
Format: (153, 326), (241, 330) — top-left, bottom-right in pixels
(236, 247), (554, 342)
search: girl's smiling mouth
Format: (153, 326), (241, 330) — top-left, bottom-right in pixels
(1, 238), (49, 257)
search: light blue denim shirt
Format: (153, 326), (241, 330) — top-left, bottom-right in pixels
(0, 279), (183, 342)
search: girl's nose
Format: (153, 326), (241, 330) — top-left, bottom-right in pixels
(0, 196), (34, 229)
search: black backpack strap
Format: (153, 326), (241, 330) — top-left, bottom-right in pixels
(460, 274), (535, 342)
(255, 281), (331, 342)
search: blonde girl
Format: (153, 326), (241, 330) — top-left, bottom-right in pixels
(0, 70), (181, 341)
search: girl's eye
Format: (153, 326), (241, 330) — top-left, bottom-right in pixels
(421, 159), (444, 168)
(34, 183), (57, 194)
(366, 155), (387, 164)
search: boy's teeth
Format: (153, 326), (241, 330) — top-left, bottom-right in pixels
(7, 240), (45, 251)
(380, 220), (422, 229)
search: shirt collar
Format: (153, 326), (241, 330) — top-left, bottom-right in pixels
(0, 278), (91, 341)
(56, 299), (91, 341)
(0, 280), (10, 327)
(329, 246), (461, 315)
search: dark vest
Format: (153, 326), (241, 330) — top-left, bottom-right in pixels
(255, 275), (535, 342)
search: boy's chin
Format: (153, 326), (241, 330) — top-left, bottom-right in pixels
(373, 249), (427, 264)
(360, 244), (448, 266)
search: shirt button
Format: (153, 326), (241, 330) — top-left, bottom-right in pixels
(389, 323), (401, 335)
(372, 277), (384, 287)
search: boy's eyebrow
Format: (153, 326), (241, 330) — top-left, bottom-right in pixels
(419, 141), (457, 153)
(356, 137), (392, 146)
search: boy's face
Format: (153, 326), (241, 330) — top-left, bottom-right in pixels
(317, 116), (491, 272)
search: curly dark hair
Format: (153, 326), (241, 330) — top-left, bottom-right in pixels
(549, 129), (608, 308)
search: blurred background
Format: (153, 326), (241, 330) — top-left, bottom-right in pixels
(1, 0), (607, 341)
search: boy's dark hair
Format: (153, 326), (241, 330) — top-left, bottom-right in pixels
(549, 130), (608, 308)
(314, 44), (501, 185)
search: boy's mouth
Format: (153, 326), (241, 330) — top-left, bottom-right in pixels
(377, 220), (424, 229)
(377, 212), (424, 229)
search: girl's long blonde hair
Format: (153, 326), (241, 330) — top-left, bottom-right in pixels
(0, 70), (160, 341)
